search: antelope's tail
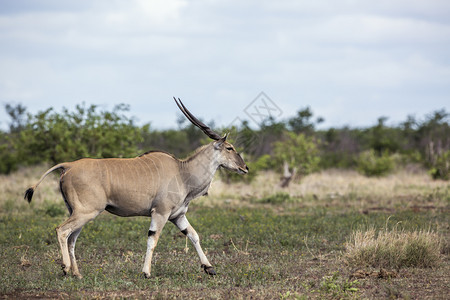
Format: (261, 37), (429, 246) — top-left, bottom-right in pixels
(24, 164), (66, 203)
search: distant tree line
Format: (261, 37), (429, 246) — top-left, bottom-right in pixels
(1, 103), (449, 182)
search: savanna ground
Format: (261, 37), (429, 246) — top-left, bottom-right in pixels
(0, 165), (449, 299)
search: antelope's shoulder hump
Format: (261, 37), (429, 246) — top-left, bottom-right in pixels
(138, 150), (179, 161)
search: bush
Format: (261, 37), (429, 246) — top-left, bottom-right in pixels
(429, 150), (450, 180)
(357, 150), (395, 177)
(0, 140), (18, 174)
(344, 227), (442, 269)
(273, 132), (320, 177)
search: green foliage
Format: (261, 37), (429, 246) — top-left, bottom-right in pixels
(0, 103), (145, 172)
(318, 127), (361, 169)
(5, 103), (27, 133)
(287, 107), (313, 134)
(365, 117), (403, 154)
(0, 132), (18, 174)
(357, 150), (395, 177)
(252, 117), (286, 157)
(429, 150), (450, 180)
(251, 154), (273, 171)
(417, 110), (449, 169)
(273, 132), (320, 176)
(287, 106), (323, 135)
(141, 129), (191, 158)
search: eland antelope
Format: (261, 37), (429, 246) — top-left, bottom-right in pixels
(24, 97), (248, 278)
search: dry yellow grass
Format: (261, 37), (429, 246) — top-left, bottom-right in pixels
(204, 168), (449, 210)
(344, 226), (442, 268)
(0, 165), (60, 214)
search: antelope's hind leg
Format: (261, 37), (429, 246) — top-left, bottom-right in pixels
(57, 174), (104, 278)
(56, 211), (99, 278)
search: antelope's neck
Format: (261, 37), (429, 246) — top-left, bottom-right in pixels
(182, 145), (220, 199)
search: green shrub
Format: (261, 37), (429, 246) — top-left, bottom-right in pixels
(0, 133), (18, 174)
(0, 146), (17, 174)
(357, 150), (395, 177)
(273, 132), (320, 177)
(429, 150), (450, 180)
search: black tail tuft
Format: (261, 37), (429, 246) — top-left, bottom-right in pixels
(24, 188), (34, 203)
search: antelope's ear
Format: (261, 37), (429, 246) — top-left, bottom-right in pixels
(214, 133), (228, 149)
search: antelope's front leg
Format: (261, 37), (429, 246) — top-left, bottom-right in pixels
(171, 215), (216, 275)
(142, 212), (169, 278)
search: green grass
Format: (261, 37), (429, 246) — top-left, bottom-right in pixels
(1, 204), (448, 299)
(1, 168), (449, 298)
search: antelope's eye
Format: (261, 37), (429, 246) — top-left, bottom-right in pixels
(226, 147), (233, 151)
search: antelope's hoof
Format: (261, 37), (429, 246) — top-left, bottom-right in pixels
(201, 264), (216, 276)
(142, 272), (151, 279)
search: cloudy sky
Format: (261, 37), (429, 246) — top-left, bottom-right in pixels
(1, 0), (449, 131)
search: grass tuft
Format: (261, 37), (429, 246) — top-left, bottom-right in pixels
(344, 226), (442, 269)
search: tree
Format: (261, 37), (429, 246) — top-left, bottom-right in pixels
(0, 131), (17, 174)
(273, 132), (320, 187)
(318, 127), (361, 169)
(417, 110), (449, 167)
(0, 103), (29, 173)
(287, 107), (324, 135)
(365, 117), (402, 154)
(255, 116), (286, 157)
(5, 103), (27, 133)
